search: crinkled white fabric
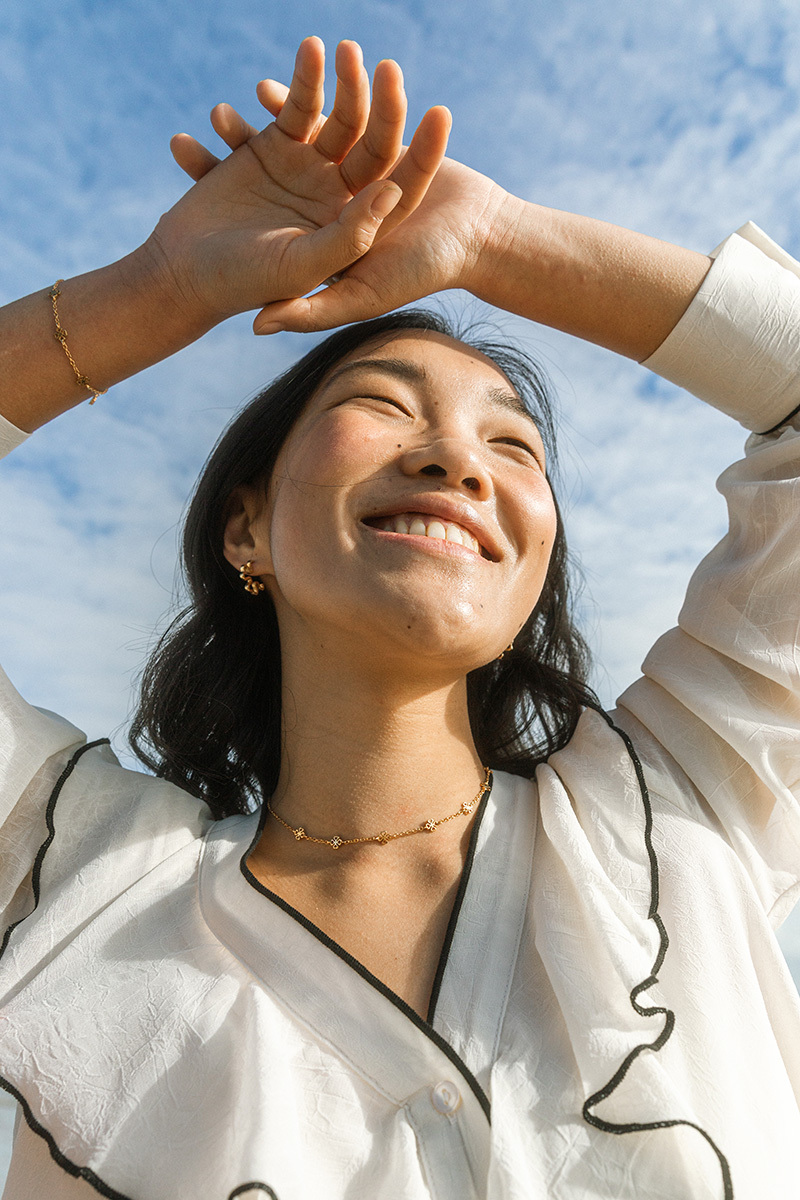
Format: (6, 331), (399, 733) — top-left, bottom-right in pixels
(1, 225), (800, 1200)
(0, 413), (27, 458)
(642, 221), (800, 430)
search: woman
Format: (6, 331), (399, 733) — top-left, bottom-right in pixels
(1, 35), (799, 1200)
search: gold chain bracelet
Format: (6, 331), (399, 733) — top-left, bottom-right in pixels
(49, 281), (107, 404)
(266, 768), (492, 850)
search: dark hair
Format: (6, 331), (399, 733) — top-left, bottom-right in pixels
(129, 310), (597, 818)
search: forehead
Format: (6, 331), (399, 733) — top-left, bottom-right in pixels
(315, 330), (535, 424)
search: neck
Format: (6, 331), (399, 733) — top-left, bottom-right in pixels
(269, 646), (486, 850)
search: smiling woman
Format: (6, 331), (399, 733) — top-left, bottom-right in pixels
(130, 309), (592, 831)
(2, 33), (800, 1200)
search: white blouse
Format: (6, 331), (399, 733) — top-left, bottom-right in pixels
(1, 225), (800, 1200)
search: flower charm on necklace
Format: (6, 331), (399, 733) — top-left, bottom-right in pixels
(292, 827), (306, 841)
(330, 836), (343, 849)
(423, 819), (437, 832)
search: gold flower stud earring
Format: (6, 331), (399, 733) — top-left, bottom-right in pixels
(239, 561), (266, 596)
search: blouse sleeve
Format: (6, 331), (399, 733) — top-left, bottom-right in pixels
(0, 412), (86, 928)
(0, 414), (212, 959)
(0, 411), (30, 457)
(0, 671), (86, 927)
(615, 223), (800, 929)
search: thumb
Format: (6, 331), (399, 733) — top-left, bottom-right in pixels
(253, 272), (389, 334)
(285, 180), (402, 294)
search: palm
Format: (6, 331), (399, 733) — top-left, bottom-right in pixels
(254, 155), (505, 333)
(156, 125), (372, 318)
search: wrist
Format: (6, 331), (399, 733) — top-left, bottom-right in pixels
(0, 247), (221, 433)
(459, 188), (521, 303)
(128, 233), (223, 339)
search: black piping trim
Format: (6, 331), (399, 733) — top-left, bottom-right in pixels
(755, 399), (800, 437)
(582, 706), (734, 1200)
(0, 1074), (133, 1200)
(0, 739), (136, 1200)
(228, 1186), (280, 1199)
(1, 1069), (281, 1200)
(426, 778), (491, 1024)
(239, 784), (493, 1123)
(0, 738), (110, 965)
(0, 739), (281, 1200)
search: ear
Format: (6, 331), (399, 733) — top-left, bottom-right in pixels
(222, 485), (274, 580)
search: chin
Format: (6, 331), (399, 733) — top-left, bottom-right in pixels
(373, 608), (497, 671)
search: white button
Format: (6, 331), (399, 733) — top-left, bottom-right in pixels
(430, 1080), (462, 1115)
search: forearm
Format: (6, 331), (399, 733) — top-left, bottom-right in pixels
(0, 240), (217, 433)
(472, 194), (712, 362)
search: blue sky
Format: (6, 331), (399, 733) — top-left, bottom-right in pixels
(2, 1), (800, 1161)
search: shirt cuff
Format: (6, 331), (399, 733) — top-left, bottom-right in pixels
(0, 410), (30, 460)
(642, 222), (800, 432)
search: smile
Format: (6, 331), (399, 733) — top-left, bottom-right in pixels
(363, 512), (490, 558)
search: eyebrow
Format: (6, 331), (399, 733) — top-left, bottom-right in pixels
(322, 357), (428, 390)
(321, 358), (537, 425)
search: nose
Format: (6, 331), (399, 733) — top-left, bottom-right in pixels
(400, 439), (491, 497)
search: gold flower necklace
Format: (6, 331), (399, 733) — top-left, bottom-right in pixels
(266, 767), (492, 850)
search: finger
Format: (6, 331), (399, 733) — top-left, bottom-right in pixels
(252, 181), (401, 333)
(170, 132), (221, 181)
(378, 106), (452, 237)
(256, 78), (289, 119)
(340, 58), (407, 194)
(276, 36), (326, 143)
(254, 271), (388, 335)
(313, 40), (369, 164)
(257, 77), (327, 141)
(210, 102), (260, 152)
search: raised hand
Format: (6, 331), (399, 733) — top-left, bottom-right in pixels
(154, 37), (451, 327)
(254, 152), (507, 334)
(171, 48), (505, 334)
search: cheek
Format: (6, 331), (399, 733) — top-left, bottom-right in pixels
(262, 416), (388, 600)
(263, 482), (335, 601)
(511, 488), (559, 609)
(277, 412), (394, 489)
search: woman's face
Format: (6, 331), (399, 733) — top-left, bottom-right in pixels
(227, 331), (558, 675)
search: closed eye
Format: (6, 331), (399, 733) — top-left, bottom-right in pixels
(490, 437), (543, 465)
(339, 395), (412, 416)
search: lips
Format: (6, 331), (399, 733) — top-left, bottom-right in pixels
(369, 512), (483, 555)
(361, 496), (499, 561)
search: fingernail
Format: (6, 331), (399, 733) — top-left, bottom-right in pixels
(255, 320), (283, 336)
(371, 184), (401, 219)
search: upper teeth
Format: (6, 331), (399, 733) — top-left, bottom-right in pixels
(377, 513), (482, 555)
